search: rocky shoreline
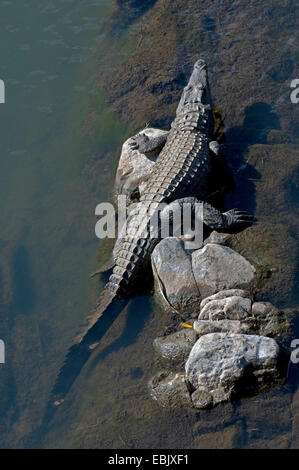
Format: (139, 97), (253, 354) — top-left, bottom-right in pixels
(114, 128), (292, 410)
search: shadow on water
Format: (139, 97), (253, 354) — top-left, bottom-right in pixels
(224, 102), (281, 214)
(40, 293), (152, 432)
(41, 297), (128, 425)
(88, 295), (153, 365)
(11, 244), (36, 316)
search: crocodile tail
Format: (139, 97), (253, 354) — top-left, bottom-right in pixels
(89, 257), (115, 278)
(74, 288), (118, 345)
(47, 289), (128, 409)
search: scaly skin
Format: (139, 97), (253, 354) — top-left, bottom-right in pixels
(107, 60), (253, 298)
(48, 60), (254, 406)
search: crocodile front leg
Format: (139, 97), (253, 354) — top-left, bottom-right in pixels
(129, 132), (168, 153)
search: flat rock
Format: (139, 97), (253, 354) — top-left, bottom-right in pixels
(193, 319), (250, 336)
(149, 372), (192, 408)
(198, 296), (252, 321)
(251, 301), (291, 339)
(152, 237), (201, 315)
(185, 333), (286, 408)
(115, 127), (167, 200)
(203, 231), (231, 246)
(192, 244), (256, 298)
(153, 328), (197, 362)
(200, 289), (251, 309)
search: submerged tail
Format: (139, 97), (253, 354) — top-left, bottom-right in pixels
(45, 289), (128, 418)
(89, 257), (115, 278)
(73, 288), (118, 345)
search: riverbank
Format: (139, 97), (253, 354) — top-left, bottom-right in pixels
(41, 0), (299, 449)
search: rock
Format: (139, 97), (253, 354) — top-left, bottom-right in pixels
(152, 237), (201, 315)
(153, 328), (197, 362)
(203, 231), (231, 246)
(199, 296), (252, 321)
(251, 302), (291, 339)
(193, 319), (250, 336)
(192, 244), (256, 298)
(190, 388), (213, 409)
(115, 127), (168, 201)
(200, 289), (252, 309)
(185, 333), (286, 408)
(149, 372), (192, 408)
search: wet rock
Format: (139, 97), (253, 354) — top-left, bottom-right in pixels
(149, 371), (192, 408)
(185, 333), (286, 408)
(115, 127), (167, 201)
(152, 237), (201, 315)
(199, 296), (252, 321)
(153, 328), (197, 362)
(193, 319), (250, 336)
(192, 244), (256, 298)
(200, 289), (252, 309)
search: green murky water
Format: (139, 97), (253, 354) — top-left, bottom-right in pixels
(0, 0), (129, 447)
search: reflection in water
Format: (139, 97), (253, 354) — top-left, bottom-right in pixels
(43, 294), (152, 428)
(47, 298), (128, 409)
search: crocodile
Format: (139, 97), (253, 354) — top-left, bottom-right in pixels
(80, 59), (252, 337)
(49, 60), (253, 406)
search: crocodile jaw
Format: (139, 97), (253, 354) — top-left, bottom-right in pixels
(176, 59), (213, 133)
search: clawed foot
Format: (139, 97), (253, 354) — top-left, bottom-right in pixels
(128, 133), (149, 152)
(224, 209), (255, 229)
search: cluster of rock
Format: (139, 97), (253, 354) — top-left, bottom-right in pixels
(150, 238), (290, 409)
(115, 129), (291, 410)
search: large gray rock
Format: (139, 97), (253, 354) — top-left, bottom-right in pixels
(192, 244), (256, 298)
(152, 237), (201, 315)
(185, 333), (286, 408)
(199, 296), (252, 321)
(200, 289), (251, 309)
(194, 299), (290, 342)
(115, 127), (167, 200)
(149, 372), (192, 408)
(153, 328), (197, 362)
(193, 319), (250, 336)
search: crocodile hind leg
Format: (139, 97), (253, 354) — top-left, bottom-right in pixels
(158, 197), (254, 248)
(196, 201), (254, 231)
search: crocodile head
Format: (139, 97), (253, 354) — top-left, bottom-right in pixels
(175, 59), (214, 133)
